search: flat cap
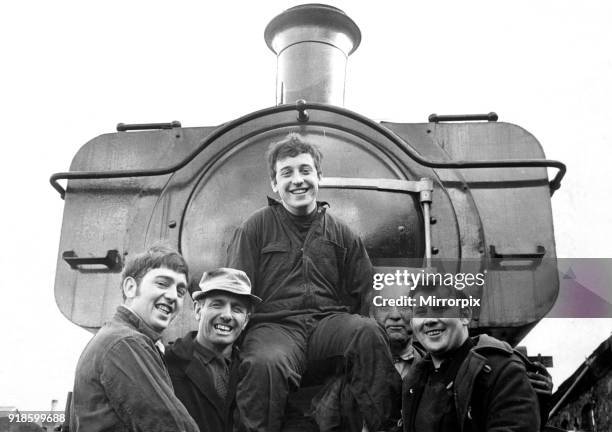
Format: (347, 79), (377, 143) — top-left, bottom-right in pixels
(192, 267), (262, 304)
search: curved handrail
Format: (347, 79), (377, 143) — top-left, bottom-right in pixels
(50, 101), (566, 199)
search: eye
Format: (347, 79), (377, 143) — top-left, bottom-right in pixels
(177, 287), (187, 298)
(156, 280), (169, 288)
(414, 307), (427, 316)
(232, 306), (246, 314)
(300, 167), (313, 175)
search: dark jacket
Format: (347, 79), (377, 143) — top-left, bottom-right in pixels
(402, 334), (540, 432)
(226, 198), (373, 322)
(70, 306), (199, 432)
(165, 332), (239, 432)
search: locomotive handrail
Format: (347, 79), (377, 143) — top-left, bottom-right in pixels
(321, 177), (435, 266)
(116, 121), (181, 131)
(319, 177), (432, 193)
(50, 101), (566, 199)
(428, 112), (498, 123)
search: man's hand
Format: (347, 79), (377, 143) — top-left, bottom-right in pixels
(527, 361), (553, 395)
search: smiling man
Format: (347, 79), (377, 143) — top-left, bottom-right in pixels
(226, 133), (400, 432)
(70, 245), (199, 432)
(165, 268), (261, 432)
(402, 284), (540, 432)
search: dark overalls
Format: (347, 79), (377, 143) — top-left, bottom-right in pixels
(226, 199), (401, 431)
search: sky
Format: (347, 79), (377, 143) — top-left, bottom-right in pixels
(1, 0), (611, 411)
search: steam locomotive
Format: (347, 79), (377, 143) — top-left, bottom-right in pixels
(51, 4), (565, 347)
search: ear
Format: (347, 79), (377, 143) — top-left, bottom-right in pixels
(460, 305), (472, 326)
(270, 179), (278, 194)
(122, 277), (138, 300)
(193, 300), (202, 321)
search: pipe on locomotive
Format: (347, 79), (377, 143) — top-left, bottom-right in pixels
(264, 4), (361, 106)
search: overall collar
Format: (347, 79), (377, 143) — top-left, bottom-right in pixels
(115, 305), (161, 343)
(267, 196), (330, 209)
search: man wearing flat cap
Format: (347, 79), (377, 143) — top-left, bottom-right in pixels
(165, 268), (261, 432)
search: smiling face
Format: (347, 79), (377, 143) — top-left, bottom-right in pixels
(123, 267), (188, 334)
(411, 288), (470, 367)
(371, 284), (413, 353)
(271, 152), (320, 216)
(194, 292), (250, 355)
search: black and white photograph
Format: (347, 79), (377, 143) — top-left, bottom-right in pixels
(2, 1), (612, 431)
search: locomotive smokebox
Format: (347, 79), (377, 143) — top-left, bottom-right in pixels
(265, 4), (361, 106)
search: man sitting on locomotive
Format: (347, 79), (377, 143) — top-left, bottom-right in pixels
(225, 133), (401, 432)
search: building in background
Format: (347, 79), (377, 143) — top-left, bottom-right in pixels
(548, 334), (612, 431)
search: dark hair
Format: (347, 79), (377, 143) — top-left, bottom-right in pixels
(121, 245), (189, 300)
(266, 133), (323, 181)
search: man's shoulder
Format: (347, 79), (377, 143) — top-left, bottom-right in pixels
(322, 210), (362, 241)
(469, 335), (525, 368)
(239, 204), (277, 229)
(84, 319), (154, 361)
(165, 332), (197, 366)
(471, 334), (513, 356)
(458, 335), (529, 395)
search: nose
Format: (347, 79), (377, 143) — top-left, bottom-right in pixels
(291, 172), (304, 184)
(387, 306), (402, 320)
(422, 318), (438, 328)
(163, 284), (178, 302)
(219, 303), (232, 321)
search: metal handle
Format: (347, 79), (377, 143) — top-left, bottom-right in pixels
(490, 245), (545, 260)
(62, 249), (123, 271)
(428, 112), (498, 123)
(489, 245), (545, 270)
(116, 121), (181, 132)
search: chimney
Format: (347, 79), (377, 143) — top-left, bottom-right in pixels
(264, 4), (361, 106)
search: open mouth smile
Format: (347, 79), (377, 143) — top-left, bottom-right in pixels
(289, 188), (309, 195)
(425, 328), (444, 337)
(214, 323), (233, 334)
(155, 303), (173, 316)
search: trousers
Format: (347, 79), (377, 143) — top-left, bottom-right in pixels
(235, 312), (401, 432)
